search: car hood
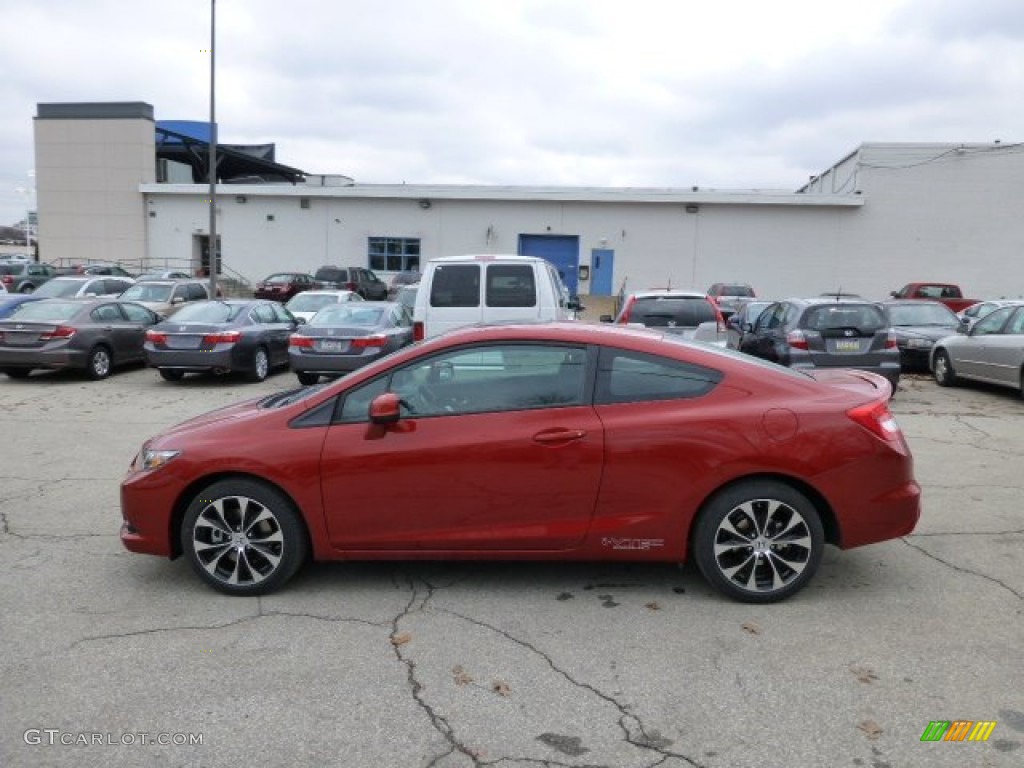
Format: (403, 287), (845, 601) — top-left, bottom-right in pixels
(893, 325), (959, 341)
(151, 396), (268, 443)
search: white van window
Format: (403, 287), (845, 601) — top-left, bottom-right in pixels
(430, 265), (480, 308)
(486, 265), (537, 308)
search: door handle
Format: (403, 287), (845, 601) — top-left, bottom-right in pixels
(533, 429), (587, 444)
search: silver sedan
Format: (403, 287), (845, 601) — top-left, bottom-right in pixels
(931, 302), (1024, 394)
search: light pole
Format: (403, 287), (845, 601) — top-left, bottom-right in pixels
(207, 0), (218, 298)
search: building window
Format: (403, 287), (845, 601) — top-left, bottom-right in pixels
(368, 237), (420, 272)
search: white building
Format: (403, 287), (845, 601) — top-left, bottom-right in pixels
(33, 101), (1024, 300)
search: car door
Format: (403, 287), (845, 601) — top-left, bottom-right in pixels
(964, 306), (1024, 386)
(118, 302), (159, 362)
(364, 269), (388, 300)
(267, 301), (299, 364)
(89, 302), (137, 361)
(252, 303), (287, 365)
(319, 342), (603, 551)
(955, 306), (1015, 381)
(740, 302), (786, 361)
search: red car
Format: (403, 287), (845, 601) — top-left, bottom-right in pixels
(253, 272), (317, 302)
(120, 323), (919, 603)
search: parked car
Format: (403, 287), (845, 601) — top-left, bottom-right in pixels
(118, 279), (210, 318)
(707, 282), (756, 318)
(0, 298), (161, 380)
(253, 272), (317, 302)
(0, 262), (57, 293)
(387, 269), (422, 299)
(283, 289), (363, 323)
(120, 322), (919, 602)
(957, 299), (1022, 331)
(0, 294), (44, 319)
(414, 255), (581, 340)
(931, 302), (1024, 395)
(726, 299), (772, 349)
(604, 289), (725, 346)
(890, 283), (978, 313)
(78, 263), (136, 278)
(144, 299), (298, 382)
(313, 266), (389, 300)
(289, 301), (415, 385)
(32, 276), (135, 299)
(394, 283), (419, 312)
(737, 298), (901, 392)
(880, 300), (961, 370)
(0, 279), (5, 293)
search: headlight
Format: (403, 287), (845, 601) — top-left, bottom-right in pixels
(134, 447), (181, 471)
(905, 338), (932, 348)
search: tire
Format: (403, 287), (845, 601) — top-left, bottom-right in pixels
(159, 369), (185, 382)
(693, 480), (824, 603)
(86, 345), (112, 380)
(20, 284), (34, 294)
(296, 372), (319, 386)
(181, 479), (308, 596)
(932, 349), (958, 387)
(247, 346), (269, 382)
(3, 368), (31, 379)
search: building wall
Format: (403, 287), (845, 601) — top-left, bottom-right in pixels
(143, 189), (859, 298)
(34, 103), (155, 266)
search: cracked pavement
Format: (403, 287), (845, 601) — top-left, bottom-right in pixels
(1, 367), (1022, 768)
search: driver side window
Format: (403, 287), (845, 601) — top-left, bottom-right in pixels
(973, 306), (1013, 336)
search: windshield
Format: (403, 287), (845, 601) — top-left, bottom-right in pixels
(7, 300), (81, 322)
(887, 303), (959, 326)
(121, 283), (173, 302)
(311, 306), (385, 326)
(263, 274), (296, 284)
(32, 279), (86, 298)
(287, 293), (342, 312)
(170, 301), (245, 323)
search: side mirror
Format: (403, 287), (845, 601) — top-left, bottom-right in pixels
(889, 291), (899, 298)
(295, 317), (307, 325)
(369, 392), (402, 425)
(567, 296), (584, 312)
(742, 322), (754, 332)
(172, 297), (184, 305)
(599, 314), (614, 323)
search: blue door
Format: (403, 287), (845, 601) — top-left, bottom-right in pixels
(590, 248), (614, 296)
(518, 235), (580, 294)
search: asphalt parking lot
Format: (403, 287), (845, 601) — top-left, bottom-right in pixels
(1, 365), (1022, 768)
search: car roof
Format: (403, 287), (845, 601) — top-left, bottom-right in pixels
(289, 289), (358, 297)
(427, 254), (548, 264)
(629, 289), (708, 299)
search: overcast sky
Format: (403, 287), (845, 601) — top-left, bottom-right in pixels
(2, 0), (1023, 227)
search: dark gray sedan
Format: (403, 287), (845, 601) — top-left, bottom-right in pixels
(144, 300), (298, 382)
(0, 298), (160, 379)
(881, 300), (962, 370)
(288, 301), (414, 385)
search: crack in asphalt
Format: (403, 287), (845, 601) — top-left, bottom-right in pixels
(441, 608), (703, 768)
(910, 529), (1024, 537)
(66, 610), (387, 651)
(901, 538), (1023, 600)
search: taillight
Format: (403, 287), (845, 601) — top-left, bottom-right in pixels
(289, 335), (314, 348)
(884, 331), (897, 349)
(40, 326), (76, 341)
(344, 282), (357, 291)
(711, 304), (726, 333)
(413, 321), (424, 341)
(0, 275), (12, 285)
(146, 330), (167, 344)
(202, 331), (241, 345)
(847, 400), (902, 442)
(351, 335), (387, 349)
(787, 330), (809, 350)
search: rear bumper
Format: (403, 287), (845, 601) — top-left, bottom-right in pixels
(145, 346), (243, 373)
(0, 347), (86, 371)
(289, 349), (384, 374)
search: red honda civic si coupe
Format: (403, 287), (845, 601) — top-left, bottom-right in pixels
(120, 322), (920, 603)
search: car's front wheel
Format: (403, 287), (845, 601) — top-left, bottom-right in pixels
(20, 284), (34, 294)
(693, 480), (824, 603)
(933, 349), (958, 387)
(181, 479), (308, 596)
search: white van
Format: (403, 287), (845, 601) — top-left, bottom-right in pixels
(413, 254), (582, 340)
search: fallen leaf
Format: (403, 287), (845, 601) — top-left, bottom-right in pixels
(645, 601), (661, 611)
(452, 665), (474, 686)
(850, 665), (879, 684)
(858, 720), (883, 741)
(741, 622), (761, 635)
(390, 632), (412, 646)
(492, 680), (511, 697)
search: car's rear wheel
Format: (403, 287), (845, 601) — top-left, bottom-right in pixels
(86, 345), (112, 380)
(181, 479), (308, 596)
(932, 349), (958, 387)
(693, 480), (824, 603)
(248, 346), (269, 382)
(3, 368), (31, 378)
(296, 372), (319, 386)
(20, 284), (34, 294)
(159, 369), (184, 382)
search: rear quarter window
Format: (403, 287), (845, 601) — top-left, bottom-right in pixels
(430, 264), (480, 308)
(595, 348), (722, 404)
